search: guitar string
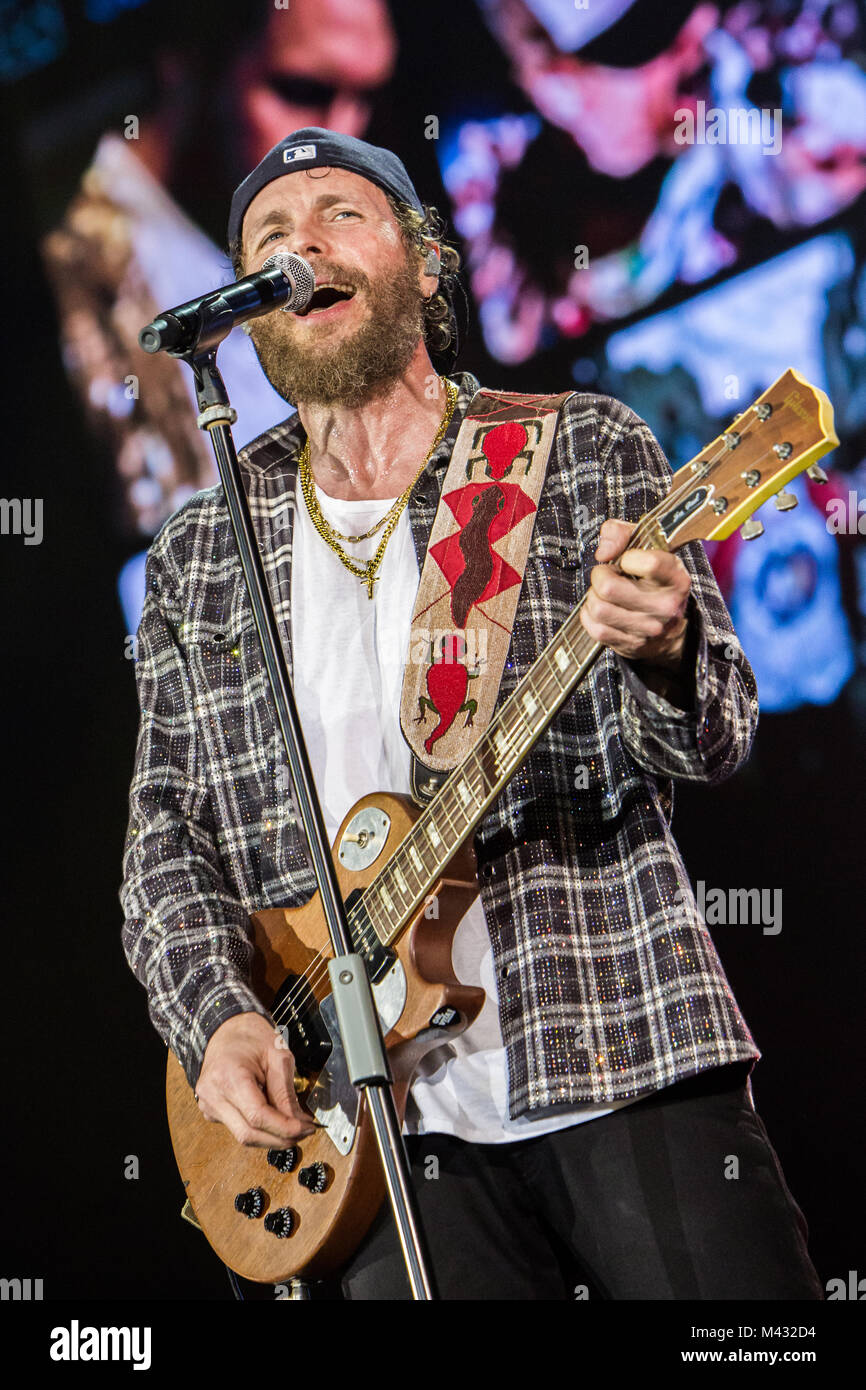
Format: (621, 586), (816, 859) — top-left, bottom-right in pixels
(268, 408), (775, 1039)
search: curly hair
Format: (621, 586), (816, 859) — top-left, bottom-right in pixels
(227, 195), (461, 356)
(384, 196), (462, 355)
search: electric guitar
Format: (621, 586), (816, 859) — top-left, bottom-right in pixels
(166, 368), (838, 1283)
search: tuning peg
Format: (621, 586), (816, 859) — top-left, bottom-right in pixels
(774, 491), (798, 511)
(740, 518), (765, 541)
(806, 464), (828, 484)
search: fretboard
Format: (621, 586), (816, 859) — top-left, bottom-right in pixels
(359, 597), (603, 948)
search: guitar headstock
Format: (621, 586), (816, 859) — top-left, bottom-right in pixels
(653, 369), (839, 549)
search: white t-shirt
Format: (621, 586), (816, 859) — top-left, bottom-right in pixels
(290, 471), (636, 1142)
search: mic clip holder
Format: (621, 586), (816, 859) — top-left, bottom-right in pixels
(139, 259), (301, 357)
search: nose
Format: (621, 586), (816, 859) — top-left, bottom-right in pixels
(259, 236), (323, 270)
(261, 229), (326, 282)
(282, 209), (331, 264)
(286, 234), (324, 259)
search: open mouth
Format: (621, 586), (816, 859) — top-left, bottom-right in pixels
(294, 283), (357, 317)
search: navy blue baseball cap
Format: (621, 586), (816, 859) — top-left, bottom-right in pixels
(228, 127), (425, 251)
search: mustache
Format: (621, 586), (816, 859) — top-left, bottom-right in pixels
(305, 260), (370, 294)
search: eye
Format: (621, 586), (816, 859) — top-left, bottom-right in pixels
(263, 230), (285, 243)
(333, 210), (360, 220)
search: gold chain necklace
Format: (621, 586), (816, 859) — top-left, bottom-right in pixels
(298, 377), (458, 598)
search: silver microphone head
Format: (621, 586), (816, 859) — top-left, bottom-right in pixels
(261, 250), (316, 313)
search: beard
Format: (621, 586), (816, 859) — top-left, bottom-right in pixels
(247, 252), (426, 408)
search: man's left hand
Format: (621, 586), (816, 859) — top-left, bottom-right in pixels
(580, 519), (691, 673)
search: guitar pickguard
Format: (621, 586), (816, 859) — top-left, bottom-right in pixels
(305, 959), (407, 1155)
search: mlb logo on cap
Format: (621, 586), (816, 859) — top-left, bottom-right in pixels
(283, 144), (317, 164)
(228, 128), (424, 248)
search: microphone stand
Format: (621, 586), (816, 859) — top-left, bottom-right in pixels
(177, 337), (437, 1301)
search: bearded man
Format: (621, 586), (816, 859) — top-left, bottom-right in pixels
(120, 128), (822, 1301)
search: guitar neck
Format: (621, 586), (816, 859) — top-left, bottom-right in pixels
(360, 593), (606, 948)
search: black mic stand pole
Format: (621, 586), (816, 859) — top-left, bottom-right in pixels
(181, 336), (436, 1301)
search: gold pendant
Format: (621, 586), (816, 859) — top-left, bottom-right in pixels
(365, 570), (377, 599)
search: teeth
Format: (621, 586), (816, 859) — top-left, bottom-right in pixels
(295, 283), (356, 316)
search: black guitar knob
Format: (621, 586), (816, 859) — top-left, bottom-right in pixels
(234, 1187), (265, 1219)
(297, 1161), (328, 1194)
(263, 1207), (295, 1238)
(267, 1146), (299, 1173)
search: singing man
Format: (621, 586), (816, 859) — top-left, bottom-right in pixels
(120, 128), (822, 1300)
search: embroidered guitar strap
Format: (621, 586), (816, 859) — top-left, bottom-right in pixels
(400, 387), (574, 803)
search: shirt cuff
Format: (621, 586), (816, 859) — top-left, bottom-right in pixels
(185, 981), (273, 1091)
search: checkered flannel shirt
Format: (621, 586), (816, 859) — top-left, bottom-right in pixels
(120, 370), (761, 1115)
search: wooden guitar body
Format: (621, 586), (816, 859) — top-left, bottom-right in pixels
(166, 790), (483, 1283)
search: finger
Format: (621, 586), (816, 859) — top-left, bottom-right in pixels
(594, 519), (636, 561)
(586, 573), (688, 629)
(223, 1072), (314, 1143)
(617, 548), (689, 590)
(265, 1049), (315, 1130)
(581, 600), (671, 649)
(588, 564), (682, 616)
(199, 1092), (305, 1148)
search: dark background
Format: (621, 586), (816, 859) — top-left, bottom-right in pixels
(1, 0), (863, 1300)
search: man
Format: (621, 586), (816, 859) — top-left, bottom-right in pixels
(120, 128), (822, 1300)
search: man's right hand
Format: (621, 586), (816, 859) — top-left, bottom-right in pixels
(194, 1013), (316, 1146)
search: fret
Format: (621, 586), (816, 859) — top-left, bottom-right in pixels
(543, 646), (569, 694)
(406, 828), (431, 874)
(493, 727), (510, 758)
(396, 842), (427, 894)
(362, 887), (388, 940)
(464, 773), (480, 807)
(385, 842), (427, 909)
(499, 707), (520, 741)
(553, 644), (571, 673)
(567, 617), (596, 669)
(471, 743), (497, 796)
(509, 708), (537, 753)
(542, 655), (566, 696)
(449, 799), (477, 857)
(437, 793), (467, 838)
(454, 776), (473, 806)
(496, 712), (522, 751)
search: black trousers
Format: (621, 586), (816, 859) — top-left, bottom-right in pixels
(339, 1063), (824, 1300)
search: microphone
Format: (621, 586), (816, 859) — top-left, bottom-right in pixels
(138, 252), (315, 356)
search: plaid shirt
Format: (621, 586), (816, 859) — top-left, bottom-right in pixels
(120, 370), (761, 1116)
